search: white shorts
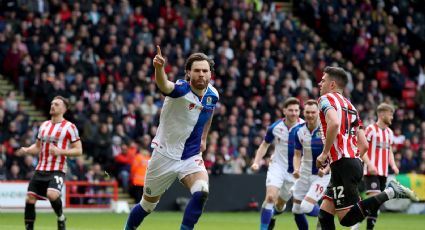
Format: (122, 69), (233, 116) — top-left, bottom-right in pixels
(266, 161), (296, 201)
(143, 151), (207, 197)
(293, 172), (331, 202)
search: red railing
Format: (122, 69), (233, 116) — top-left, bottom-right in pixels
(64, 180), (118, 208)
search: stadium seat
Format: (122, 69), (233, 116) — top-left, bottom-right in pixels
(376, 71), (389, 81)
(405, 99), (416, 109)
(402, 90), (416, 100)
(404, 80), (417, 89)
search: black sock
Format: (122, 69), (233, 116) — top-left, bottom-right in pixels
(25, 203), (35, 230)
(50, 198), (63, 217)
(366, 209), (378, 230)
(340, 204), (365, 227)
(318, 209), (335, 230)
(359, 192), (388, 215)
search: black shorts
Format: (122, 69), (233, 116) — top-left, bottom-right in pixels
(27, 171), (65, 200)
(364, 175), (387, 193)
(324, 158), (363, 210)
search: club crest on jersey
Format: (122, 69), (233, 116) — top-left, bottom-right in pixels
(188, 103), (195, 110)
(206, 97), (212, 105)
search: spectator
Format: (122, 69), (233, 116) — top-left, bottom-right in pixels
(400, 149), (419, 173)
(114, 144), (134, 193)
(130, 148), (151, 203)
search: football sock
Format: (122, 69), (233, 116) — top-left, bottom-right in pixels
(318, 209), (335, 230)
(125, 204), (150, 230)
(25, 203), (35, 230)
(50, 198), (63, 217)
(181, 191), (208, 229)
(294, 213), (308, 230)
(260, 203), (274, 230)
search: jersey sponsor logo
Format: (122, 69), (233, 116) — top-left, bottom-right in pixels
(376, 141), (390, 149)
(41, 136), (59, 144)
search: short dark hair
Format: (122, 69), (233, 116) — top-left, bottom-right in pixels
(53, 96), (69, 110)
(283, 97), (300, 108)
(377, 103), (394, 114)
(324, 66), (348, 88)
(304, 99), (318, 107)
(185, 53), (215, 73)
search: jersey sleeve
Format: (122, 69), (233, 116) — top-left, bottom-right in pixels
(365, 125), (374, 142)
(264, 125), (275, 144)
(164, 79), (190, 98)
(68, 124), (81, 142)
(294, 129), (302, 151)
(318, 95), (334, 115)
(36, 121), (47, 140)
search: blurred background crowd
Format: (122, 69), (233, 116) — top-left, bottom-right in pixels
(0, 0), (424, 200)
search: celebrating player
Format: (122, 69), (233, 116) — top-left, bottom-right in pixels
(251, 97), (304, 230)
(17, 96), (83, 230)
(351, 103), (400, 230)
(124, 46), (219, 230)
(291, 99), (330, 230)
(316, 66), (418, 229)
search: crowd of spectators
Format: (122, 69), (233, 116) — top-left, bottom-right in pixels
(0, 0), (424, 197)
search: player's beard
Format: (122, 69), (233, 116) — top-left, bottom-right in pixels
(384, 118), (392, 126)
(191, 78), (209, 90)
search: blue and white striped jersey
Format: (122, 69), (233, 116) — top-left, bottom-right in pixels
(265, 118), (304, 173)
(294, 123), (324, 175)
(152, 79), (219, 160)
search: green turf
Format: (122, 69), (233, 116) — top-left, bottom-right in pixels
(1, 211), (423, 229)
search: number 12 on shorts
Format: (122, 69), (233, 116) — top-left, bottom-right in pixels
(333, 186), (344, 199)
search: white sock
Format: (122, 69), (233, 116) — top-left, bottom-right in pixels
(58, 214), (65, 221)
(384, 188), (395, 199)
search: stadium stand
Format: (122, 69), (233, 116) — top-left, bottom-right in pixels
(0, 0), (424, 202)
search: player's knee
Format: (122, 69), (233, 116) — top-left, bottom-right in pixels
(46, 190), (60, 201)
(292, 203), (302, 214)
(190, 180), (209, 206)
(265, 194), (277, 204)
(300, 201), (315, 213)
(26, 194), (37, 204)
(190, 180), (209, 194)
(140, 197), (158, 213)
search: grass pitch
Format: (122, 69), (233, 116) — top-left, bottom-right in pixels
(1, 211), (423, 229)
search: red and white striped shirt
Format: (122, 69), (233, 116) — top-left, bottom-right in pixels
(318, 92), (363, 164)
(36, 120), (80, 173)
(363, 124), (394, 176)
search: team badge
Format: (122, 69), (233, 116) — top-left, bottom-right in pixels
(206, 97), (212, 105)
(145, 187), (152, 195)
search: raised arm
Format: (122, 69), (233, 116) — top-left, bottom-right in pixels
(153, 45), (174, 94)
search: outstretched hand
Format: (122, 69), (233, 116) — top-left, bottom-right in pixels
(153, 45), (165, 69)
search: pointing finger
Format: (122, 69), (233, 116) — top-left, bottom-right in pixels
(156, 45), (162, 56)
